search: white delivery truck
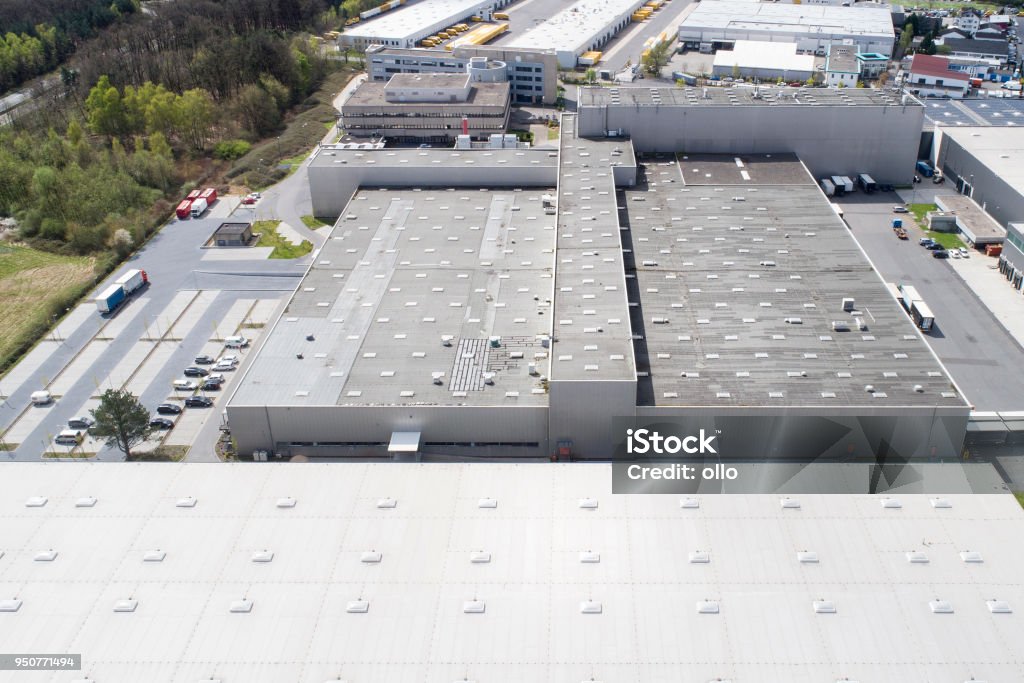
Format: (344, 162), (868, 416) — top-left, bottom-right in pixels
(190, 197), (208, 218)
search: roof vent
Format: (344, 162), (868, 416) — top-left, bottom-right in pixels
(376, 498), (397, 509)
(842, 297), (856, 311)
(986, 599), (1012, 614)
(477, 498), (497, 509)
(579, 551), (601, 564)
(578, 498), (599, 509)
(441, 335), (454, 347)
(251, 550), (274, 563)
(463, 600), (486, 614)
(143, 550), (166, 562)
(906, 551), (929, 564)
(346, 600), (369, 613)
(470, 551), (491, 563)
(930, 498), (952, 508)
(24, 496), (47, 507)
(780, 498), (801, 509)
(75, 497), (97, 508)
(689, 551), (710, 564)
(175, 496), (197, 508)
(680, 497), (699, 509)
(34, 550), (57, 562)
(929, 599), (954, 614)
(360, 551), (383, 563)
(881, 498), (902, 509)
(579, 601), (603, 614)
(813, 600), (837, 614)
(696, 600), (720, 614)
(960, 551), (984, 563)
(797, 551), (819, 564)
(0, 599), (22, 612)
(113, 599), (138, 613)
(276, 497), (296, 508)
(230, 599), (254, 613)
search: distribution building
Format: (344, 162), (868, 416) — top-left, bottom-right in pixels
(678, 0), (896, 57)
(228, 113), (969, 460)
(500, 0), (647, 68)
(576, 86), (924, 186)
(339, 0), (510, 49)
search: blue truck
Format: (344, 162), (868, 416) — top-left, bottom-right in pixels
(93, 269), (149, 314)
(915, 160), (934, 177)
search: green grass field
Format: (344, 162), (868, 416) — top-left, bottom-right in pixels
(253, 220), (313, 259)
(0, 244), (95, 376)
(907, 203), (966, 249)
(300, 215), (328, 229)
(1016, 491), (1024, 510)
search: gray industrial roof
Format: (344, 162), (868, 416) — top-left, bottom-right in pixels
(232, 187), (556, 407)
(501, 0), (643, 54)
(579, 84), (916, 108)
(551, 116), (636, 381)
(308, 145), (557, 170)
(934, 194), (1007, 241)
(341, 0), (491, 42)
(627, 153), (965, 408)
(2, 461), (1023, 682)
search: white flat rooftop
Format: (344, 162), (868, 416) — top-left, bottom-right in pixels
(680, 0), (895, 38)
(342, 0), (490, 41)
(0, 462), (1022, 682)
(713, 40), (817, 73)
(503, 0), (642, 54)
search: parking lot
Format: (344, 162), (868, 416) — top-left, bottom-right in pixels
(837, 191), (1024, 411)
(0, 195), (300, 461)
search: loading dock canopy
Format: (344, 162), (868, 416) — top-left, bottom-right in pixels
(388, 431), (422, 452)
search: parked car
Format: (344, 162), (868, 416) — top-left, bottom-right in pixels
(893, 206), (909, 213)
(919, 238), (935, 246)
(184, 396), (214, 408)
(172, 379), (197, 391)
(68, 416), (94, 430)
(202, 378), (223, 390)
(156, 403), (183, 415)
(149, 417), (174, 430)
(218, 354), (239, 364)
(927, 242), (945, 250)
(958, 247), (970, 257)
(194, 355), (216, 365)
(213, 361), (237, 372)
(55, 429), (86, 446)
(183, 366), (209, 377)
(30, 390), (52, 405)
(933, 249), (950, 258)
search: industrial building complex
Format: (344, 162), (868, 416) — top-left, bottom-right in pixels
(227, 111), (969, 460)
(678, 0), (896, 57)
(339, 0), (511, 49)
(3, 462), (1023, 683)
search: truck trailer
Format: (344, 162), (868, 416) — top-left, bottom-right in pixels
(820, 178), (835, 196)
(190, 197), (208, 218)
(199, 187), (218, 205)
(95, 269), (149, 314)
(175, 200), (193, 219)
(858, 173), (876, 193)
(910, 300), (935, 332)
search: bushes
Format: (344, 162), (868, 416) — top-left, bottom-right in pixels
(214, 139), (252, 160)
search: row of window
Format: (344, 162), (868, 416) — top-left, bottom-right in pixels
(345, 112), (508, 119)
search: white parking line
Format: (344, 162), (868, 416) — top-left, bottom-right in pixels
(97, 296), (151, 340)
(212, 299), (255, 340)
(49, 341), (112, 395)
(97, 341), (157, 394)
(2, 401), (58, 449)
(167, 290), (219, 340)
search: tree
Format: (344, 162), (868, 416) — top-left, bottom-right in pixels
(642, 40), (672, 77)
(585, 68), (596, 84)
(90, 388), (152, 458)
(85, 75), (127, 136)
(900, 23), (914, 53)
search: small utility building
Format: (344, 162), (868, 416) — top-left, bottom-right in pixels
(213, 222), (253, 247)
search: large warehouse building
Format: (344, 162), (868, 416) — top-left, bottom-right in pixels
(678, 0), (896, 57)
(2, 462), (1022, 682)
(499, 0), (647, 68)
(227, 114), (969, 460)
(339, 0), (511, 49)
(576, 86), (924, 186)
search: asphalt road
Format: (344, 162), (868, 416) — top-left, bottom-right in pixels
(0, 205), (304, 461)
(837, 191), (1024, 411)
(598, 0), (695, 74)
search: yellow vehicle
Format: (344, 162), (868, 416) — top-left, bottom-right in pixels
(471, 15), (483, 21)
(494, 11), (509, 20)
(421, 38), (437, 47)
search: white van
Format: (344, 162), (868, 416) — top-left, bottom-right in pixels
(172, 379), (198, 391)
(30, 390), (52, 405)
(55, 429), (85, 446)
(224, 335), (249, 348)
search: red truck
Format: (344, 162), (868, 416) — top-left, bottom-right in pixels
(175, 199), (193, 219)
(199, 187), (218, 204)
(187, 189), (201, 200)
